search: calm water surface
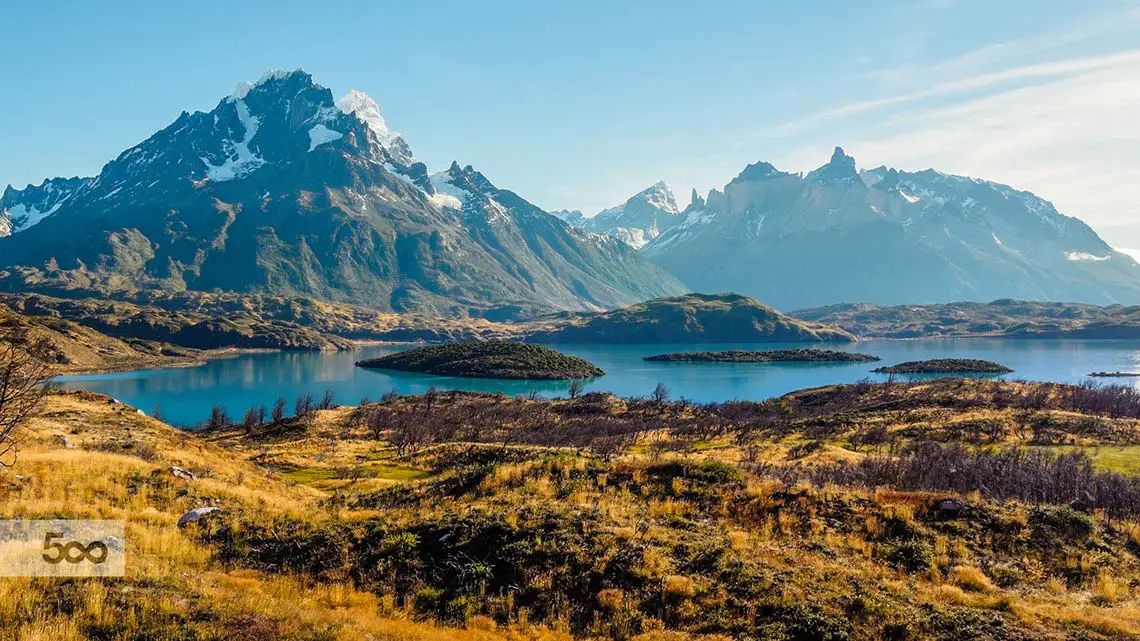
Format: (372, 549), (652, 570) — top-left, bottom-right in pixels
(54, 340), (1140, 427)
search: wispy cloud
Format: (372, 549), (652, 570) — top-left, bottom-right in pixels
(764, 49), (1140, 138)
(776, 52), (1140, 232)
(756, 6), (1140, 238)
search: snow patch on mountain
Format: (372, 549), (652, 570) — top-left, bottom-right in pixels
(1, 177), (92, 236)
(4, 203), (60, 233)
(641, 181), (680, 213)
(1066, 251), (1111, 262)
(202, 100), (266, 182)
(307, 124), (343, 151)
(428, 171), (471, 210)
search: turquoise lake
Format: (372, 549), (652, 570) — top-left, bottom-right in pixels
(54, 339), (1140, 427)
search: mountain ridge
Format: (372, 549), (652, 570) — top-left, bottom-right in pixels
(0, 69), (686, 316)
(553, 181), (683, 249)
(640, 147), (1140, 309)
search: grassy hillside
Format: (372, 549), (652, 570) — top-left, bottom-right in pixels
(795, 299), (1140, 339)
(7, 377), (1140, 639)
(0, 302), (206, 374)
(526, 293), (855, 343)
(1, 390), (567, 641)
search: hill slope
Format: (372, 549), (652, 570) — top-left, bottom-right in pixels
(525, 293), (855, 343)
(0, 70), (685, 316)
(7, 378), (1140, 640)
(0, 302), (208, 373)
(796, 299), (1140, 339)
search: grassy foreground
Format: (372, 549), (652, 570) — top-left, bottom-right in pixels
(4, 379), (1140, 640)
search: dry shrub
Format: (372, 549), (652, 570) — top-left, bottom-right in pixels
(951, 566), (996, 593)
(597, 588), (625, 611)
(663, 575), (696, 599)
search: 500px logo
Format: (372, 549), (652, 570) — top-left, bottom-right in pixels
(0, 520), (124, 577)
(41, 531), (110, 565)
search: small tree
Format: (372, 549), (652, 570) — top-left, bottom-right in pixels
(242, 406), (260, 433)
(150, 403), (166, 423)
(0, 329), (53, 468)
(271, 396), (287, 422)
(295, 393), (315, 418)
(368, 408), (385, 440)
(318, 388), (336, 410)
(568, 379), (584, 399)
(206, 405), (230, 430)
(652, 382), (670, 405)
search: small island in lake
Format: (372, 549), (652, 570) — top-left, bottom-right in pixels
(355, 341), (604, 380)
(1088, 371), (1140, 378)
(644, 348), (879, 363)
(873, 358), (1013, 374)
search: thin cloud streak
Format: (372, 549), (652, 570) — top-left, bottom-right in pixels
(764, 49), (1140, 138)
(776, 54), (1140, 234)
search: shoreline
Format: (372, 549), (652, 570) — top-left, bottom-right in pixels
(50, 338), (430, 377)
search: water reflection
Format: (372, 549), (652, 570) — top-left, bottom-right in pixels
(54, 339), (1140, 427)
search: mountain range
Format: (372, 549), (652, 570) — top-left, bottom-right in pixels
(552, 181), (683, 249)
(5, 69), (1140, 316)
(573, 147), (1140, 309)
(0, 70), (685, 317)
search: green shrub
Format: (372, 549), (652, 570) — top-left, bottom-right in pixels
(886, 540), (933, 573)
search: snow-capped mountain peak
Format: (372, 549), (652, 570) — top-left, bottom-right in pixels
(336, 89), (414, 165)
(631, 181), (680, 214)
(0, 69), (686, 312)
(232, 68), (307, 100)
(0, 177), (94, 237)
(644, 147), (1140, 308)
(556, 181), (684, 249)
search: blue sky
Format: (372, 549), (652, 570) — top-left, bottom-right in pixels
(4, 0), (1140, 242)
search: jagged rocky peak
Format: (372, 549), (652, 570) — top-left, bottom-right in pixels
(335, 89), (414, 165)
(0, 68), (688, 312)
(687, 188), (705, 211)
(806, 146), (859, 185)
(628, 181), (679, 213)
(0, 176), (94, 236)
(551, 209), (586, 226)
(731, 160), (790, 183)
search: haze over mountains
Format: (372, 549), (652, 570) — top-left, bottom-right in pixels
(578, 148), (1140, 310)
(0, 70), (685, 317)
(4, 69), (1139, 315)
(553, 181), (683, 249)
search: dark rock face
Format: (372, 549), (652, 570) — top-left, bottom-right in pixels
(644, 149), (1140, 309)
(0, 70), (685, 315)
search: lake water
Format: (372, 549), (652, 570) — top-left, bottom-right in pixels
(54, 340), (1140, 427)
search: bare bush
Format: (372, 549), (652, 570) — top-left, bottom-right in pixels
(0, 327), (53, 467)
(769, 442), (1140, 518)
